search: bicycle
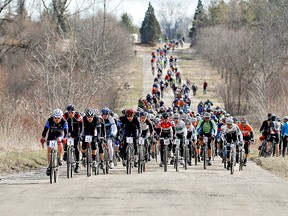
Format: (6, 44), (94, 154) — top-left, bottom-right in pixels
(138, 137), (146, 174)
(102, 139), (109, 175)
(126, 137), (134, 175)
(84, 135), (93, 177)
(174, 138), (181, 172)
(238, 141), (245, 171)
(183, 139), (190, 170)
(66, 138), (76, 179)
(49, 140), (59, 184)
(202, 136), (209, 170)
(152, 136), (159, 162)
(227, 142), (236, 175)
(160, 137), (170, 172)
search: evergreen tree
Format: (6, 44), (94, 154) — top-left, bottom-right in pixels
(188, 0), (208, 45)
(140, 2), (161, 44)
(121, 13), (137, 33)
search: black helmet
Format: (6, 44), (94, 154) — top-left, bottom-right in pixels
(139, 111), (147, 117)
(162, 112), (169, 119)
(66, 104), (75, 112)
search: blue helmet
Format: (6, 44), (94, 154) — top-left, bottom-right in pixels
(101, 107), (110, 115)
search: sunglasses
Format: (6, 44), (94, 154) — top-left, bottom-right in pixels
(127, 115), (133, 117)
(54, 117), (61, 120)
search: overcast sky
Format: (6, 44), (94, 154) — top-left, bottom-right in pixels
(67, 0), (204, 26)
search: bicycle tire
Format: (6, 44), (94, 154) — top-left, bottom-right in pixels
(239, 149), (243, 171)
(138, 146), (142, 174)
(87, 147), (92, 177)
(203, 147), (207, 170)
(155, 143), (158, 162)
(54, 151), (58, 183)
(164, 146), (167, 172)
(126, 147), (131, 175)
(105, 148), (109, 174)
(231, 149), (235, 175)
(67, 148), (71, 179)
(175, 148), (179, 172)
(194, 147), (198, 166)
(49, 151), (54, 184)
(184, 147), (188, 170)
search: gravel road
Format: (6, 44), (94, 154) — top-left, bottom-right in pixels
(1, 44), (288, 216)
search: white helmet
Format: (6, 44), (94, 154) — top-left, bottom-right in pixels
(226, 118), (233, 125)
(53, 108), (63, 118)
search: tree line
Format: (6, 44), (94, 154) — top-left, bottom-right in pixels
(190, 0), (288, 121)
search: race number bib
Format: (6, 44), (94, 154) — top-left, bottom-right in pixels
(85, 135), (93, 143)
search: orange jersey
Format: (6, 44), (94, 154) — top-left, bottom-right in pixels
(238, 123), (253, 137)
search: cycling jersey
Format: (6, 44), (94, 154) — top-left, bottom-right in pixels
(103, 116), (117, 138)
(160, 120), (174, 135)
(42, 117), (68, 140)
(140, 119), (153, 138)
(174, 120), (187, 137)
(221, 124), (243, 143)
(119, 116), (141, 137)
(237, 123), (253, 138)
(196, 119), (217, 135)
(63, 112), (83, 138)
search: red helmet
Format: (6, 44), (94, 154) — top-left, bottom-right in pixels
(125, 108), (135, 116)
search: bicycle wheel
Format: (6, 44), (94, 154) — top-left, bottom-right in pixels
(138, 146), (142, 174)
(194, 147), (198, 166)
(126, 147), (131, 175)
(94, 148), (99, 176)
(164, 146), (168, 172)
(230, 149), (235, 175)
(175, 148), (179, 172)
(105, 148), (109, 174)
(203, 147), (207, 170)
(67, 148), (71, 179)
(239, 149), (243, 171)
(155, 143), (158, 163)
(87, 147), (92, 177)
(184, 147), (189, 170)
(53, 152), (58, 183)
(212, 143), (215, 161)
(49, 151), (54, 184)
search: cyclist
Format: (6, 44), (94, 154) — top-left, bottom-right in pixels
(40, 108), (68, 176)
(63, 104), (83, 173)
(119, 108), (141, 167)
(221, 118), (243, 169)
(184, 118), (197, 165)
(281, 116), (288, 157)
(259, 113), (276, 156)
(172, 113), (187, 165)
(159, 112), (175, 167)
(80, 109), (106, 170)
(139, 111), (154, 161)
(101, 107), (118, 169)
(238, 117), (254, 166)
(196, 112), (217, 166)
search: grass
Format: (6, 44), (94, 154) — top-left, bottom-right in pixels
(0, 150), (46, 175)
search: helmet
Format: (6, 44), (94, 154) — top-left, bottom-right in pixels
(184, 119), (191, 125)
(241, 117), (247, 123)
(139, 111), (147, 117)
(114, 114), (119, 119)
(85, 109), (95, 117)
(191, 117), (197, 122)
(101, 107), (110, 115)
(162, 112), (169, 119)
(53, 108), (63, 118)
(154, 117), (161, 124)
(196, 116), (202, 121)
(66, 104), (75, 112)
(225, 113), (230, 117)
(178, 109), (184, 115)
(203, 112), (211, 118)
(233, 117), (238, 123)
(125, 108), (135, 116)
(109, 110), (114, 117)
(172, 113), (180, 120)
(226, 118), (233, 125)
(121, 109), (126, 115)
(271, 115), (276, 121)
(94, 109), (99, 115)
(283, 116), (288, 121)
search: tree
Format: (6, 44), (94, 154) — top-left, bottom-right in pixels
(121, 13), (137, 33)
(140, 2), (161, 44)
(189, 0), (208, 45)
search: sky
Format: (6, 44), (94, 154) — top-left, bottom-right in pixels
(69, 0), (202, 26)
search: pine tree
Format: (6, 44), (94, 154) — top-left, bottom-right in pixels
(140, 2), (161, 44)
(121, 13), (137, 33)
(189, 0), (208, 45)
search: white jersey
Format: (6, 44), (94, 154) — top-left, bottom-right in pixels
(174, 120), (187, 137)
(221, 124), (243, 142)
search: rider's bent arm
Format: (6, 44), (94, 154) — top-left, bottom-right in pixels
(109, 116), (118, 137)
(41, 120), (50, 138)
